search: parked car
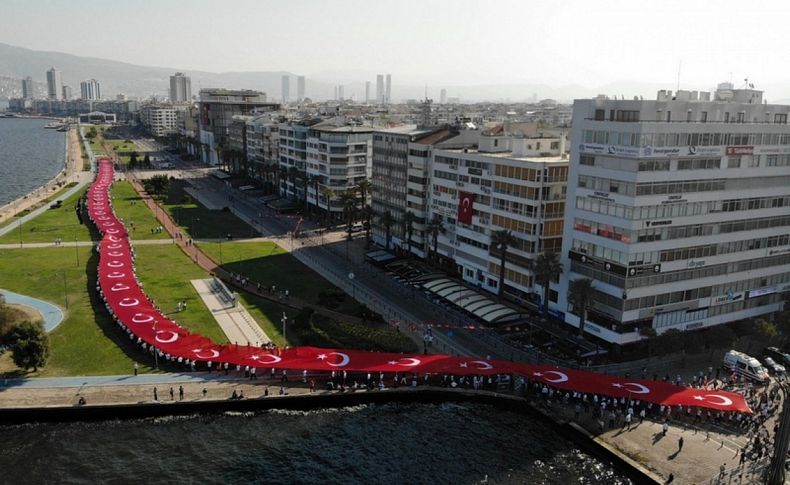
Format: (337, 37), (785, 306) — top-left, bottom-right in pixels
(723, 350), (770, 383)
(350, 222), (364, 233)
(764, 347), (790, 366)
(762, 357), (786, 375)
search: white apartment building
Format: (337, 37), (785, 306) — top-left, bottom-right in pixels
(80, 79), (102, 100)
(245, 114), (281, 190)
(559, 84), (790, 345)
(170, 72), (192, 103)
(429, 129), (568, 302)
(140, 104), (187, 137)
(304, 119), (373, 218)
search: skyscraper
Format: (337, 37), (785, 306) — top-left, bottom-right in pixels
(46, 67), (62, 100)
(62, 85), (72, 100)
(80, 79), (101, 100)
(365, 81), (371, 104)
(376, 75), (384, 104)
(297, 76), (305, 101)
(385, 74), (391, 104)
(338, 85), (344, 101)
(21, 77), (34, 99)
(169, 72), (192, 103)
(440, 89), (447, 105)
(281, 75), (290, 103)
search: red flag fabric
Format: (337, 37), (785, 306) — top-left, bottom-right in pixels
(86, 159), (752, 414)
(457, 191), (474, 224)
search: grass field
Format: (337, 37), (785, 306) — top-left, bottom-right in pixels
(0, 247), (154, 377)
(0, 183), (77, 232)
(159, 179), (259, 240)
(133, 244), (227, 343)
(0, 186), (93, 244)
(110, 181), (170, 240)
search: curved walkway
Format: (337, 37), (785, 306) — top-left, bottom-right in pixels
(0, 177), (91, 238)
(0, 288), (64, 332)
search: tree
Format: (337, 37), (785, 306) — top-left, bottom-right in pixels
(142, 174), (170, 196)
(402, 211), (416, 257)
(649, 328), (684, 357)
(356, 180), (372, 206)
(143, 153), (151, 167)
(531, 251), (563, 319)
(568, 277), (595, 338)
(491, 230), (517, 300)
(426, 215), (445, 261)
(85, 127), (97, 139)
(308, 174), (322, 215)
(704, 325), (736, 358)
(129, 151), (139, 168)
(361, 205), (374, 249)
(379, 211), (395, 250)
(338, 190), (358, 240)
(754, 318), (778, 340)
(8, 321), (49, 372)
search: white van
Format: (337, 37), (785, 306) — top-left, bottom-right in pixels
(723, 350), (770, 383)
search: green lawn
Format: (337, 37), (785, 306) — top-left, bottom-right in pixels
(0, 247), (155, 376)
(88, 138), (107, 156)
(133, 244), (227, 343)
(110, 181), (170, 240)
(159, 179), (259, 240)
(104, 139), (137, 164)
(200, 241), (358, 315)
(0, 183), (78, 232)
(0, 186), (94, 244)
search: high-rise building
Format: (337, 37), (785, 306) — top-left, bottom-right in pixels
(46, 67), (62, 100)
(440, 89), (447, 105)
(385, 74), (392, 104)
(559, 85), (790, 345)
(281, 75), (290, 103)
(365, 81), (371, 104)
(169, 72), (192, 103)
(62, 85), (72, 100)
(21, 77), (34, 99)
(80, 79), (101, 100)
(198, 89), (278, 166)
(338, 85), (344, 101)
(297, 76), (305, 101)
(376, 75), (384, 104)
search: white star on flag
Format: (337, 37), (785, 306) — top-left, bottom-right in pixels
(612, 383), (623, 388)
(388, 361), (397, 365)
(693, 395), (705, 401)
(459, 362), (468, 368)
(317, 354), (327, 360)
(533, 372), (543, 377)
(250, 355), (259, 360)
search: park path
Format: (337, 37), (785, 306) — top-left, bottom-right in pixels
(0, 288), (64, 332)
(190, 278), (270, 346)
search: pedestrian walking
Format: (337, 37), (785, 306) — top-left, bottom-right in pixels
(153, 387), (158, 402)
(677, 436), (683, 452)
(662, 421), (669, 436)
(169, 387), (174, 400)
(178, 385), (184, 401)
(202, 388), (207, 399)
(134, 362), (138, 376)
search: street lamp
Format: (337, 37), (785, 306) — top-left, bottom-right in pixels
(281, 312), (287, 344)
(348, 272), (356, 300)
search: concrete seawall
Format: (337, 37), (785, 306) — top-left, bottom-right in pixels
(0, 387), (659, 484)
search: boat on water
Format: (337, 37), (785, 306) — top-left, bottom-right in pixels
(56, 125), (68, 132)
(44, 122), (61, 129)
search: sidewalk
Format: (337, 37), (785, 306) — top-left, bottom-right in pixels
(191, 278), (270, 345)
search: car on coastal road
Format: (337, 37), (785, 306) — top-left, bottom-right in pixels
(762, 356), (786, 376)
(764, 346), (790, 367)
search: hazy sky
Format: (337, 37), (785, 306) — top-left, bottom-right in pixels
(4, 0), (790, 88)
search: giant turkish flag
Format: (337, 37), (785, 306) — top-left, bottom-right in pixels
(458, 191), (474, 224)
(85, 159), (753, 414)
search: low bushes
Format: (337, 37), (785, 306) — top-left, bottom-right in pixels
(292, 308), (417, 353)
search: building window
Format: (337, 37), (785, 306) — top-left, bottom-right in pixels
(775, 114), (788, 124)
(594, 109), (605, 121)
(700, 111), (707, 123)
(724, 112), (730, 123)
(666, 111), (671, 122)
(580, 155), (595, 166)
(616, 110), (640, 122)
(737, 112), (745, 123)
(727, 157), (741, 168)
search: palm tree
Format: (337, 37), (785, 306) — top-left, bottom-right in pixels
(491, 230), (517, 301)
(320, 186), (336, 223)
(531, 251), (563, 319)
(277, 166), (288, 196)
(379, 211), (395, 250)
(287, 166), (299, 200)
(361, 205), (374, 248)
(356, 179), (372, 206)
(402, 211), (416, 257)
(338, 190), (358, 240)
(308, 175), (322, 216)
(568, 278), (595, 338)
(426, 215), (445, 260)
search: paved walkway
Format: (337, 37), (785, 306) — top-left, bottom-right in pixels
(0, 288), (64, 332)
(191, 278), (270, 346)
(0, 177), (91, 238)
(0, 238), (176, 249)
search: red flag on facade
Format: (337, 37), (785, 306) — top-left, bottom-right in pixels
(458, 191), (474, 224)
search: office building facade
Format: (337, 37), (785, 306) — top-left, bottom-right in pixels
(559, 85), (790, 345)
(46, 67), (62, 101)
(80, 79), (102, 100)
(21, 77), (34, 99)
(169, 73), (192, 103)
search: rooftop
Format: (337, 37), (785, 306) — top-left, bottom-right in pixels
(443, 147), (567, 163)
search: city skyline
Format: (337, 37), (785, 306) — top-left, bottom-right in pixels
(2, 0), (790, 91)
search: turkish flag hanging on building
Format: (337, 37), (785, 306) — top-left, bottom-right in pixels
(458, 191), (474, 224)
